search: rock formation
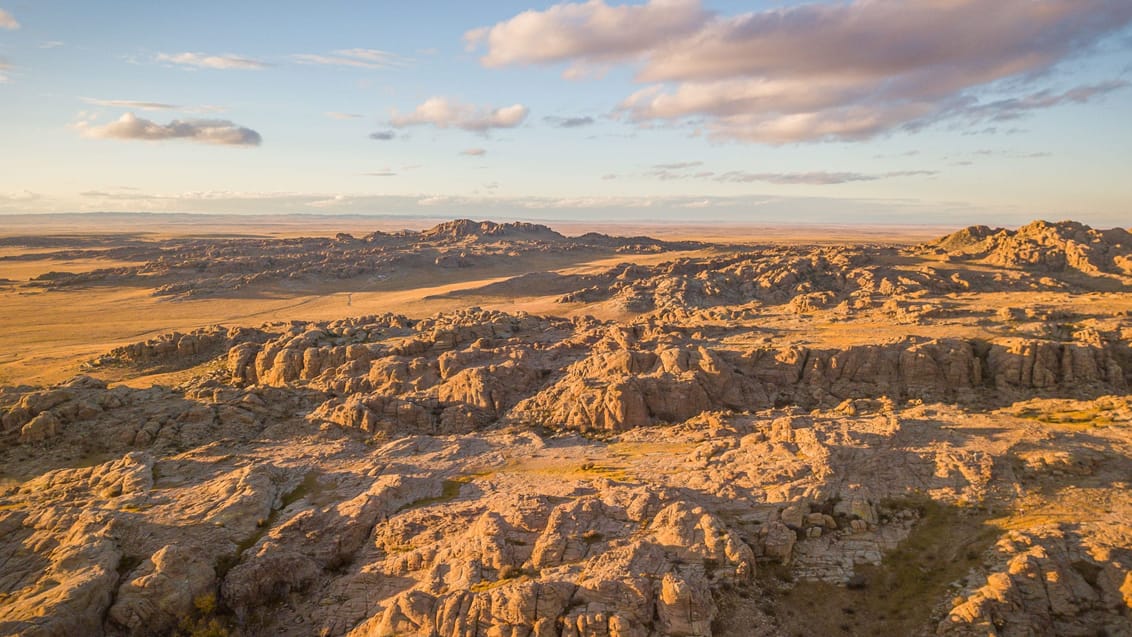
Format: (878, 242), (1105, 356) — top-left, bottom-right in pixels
(1, 219), (1131, 636)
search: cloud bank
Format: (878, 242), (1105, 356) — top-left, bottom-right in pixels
(78, 113), (262, 146)
(390, 97), (528, 132)
(468, 0), (1132, 143)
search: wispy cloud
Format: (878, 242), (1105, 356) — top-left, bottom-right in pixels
(293, 48), (411, 69)
(460, 147), (487, 156)
(0, 58), (10, 83)
(390, 97), (528, 133)
(0, 190), (39, 203)
(39, 40), (64, 49)
(369, 130), (396, 141)
(81, 98), (179, 111)
(641, 161), (936, 184)
(77, 113), (262, 146)
(326, 112), (363, 120)
(714, 170), (937, 185)
(81, 98), (226, 114)
(362, 170), (397, 177)
(943, 81), (1129, 125)
(470, 0), (1132, 143)
(157, 52), (268, 70)
(0, 8), (19, 30)
(544, 115), (595, 128)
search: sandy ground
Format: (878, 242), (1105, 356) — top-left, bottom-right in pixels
(0, 237), (706, 385)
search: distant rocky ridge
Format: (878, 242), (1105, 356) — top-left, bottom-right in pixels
(418, 219), (566, 242)
(921, 219), (1132, 275)
(7, 219), (703, 299)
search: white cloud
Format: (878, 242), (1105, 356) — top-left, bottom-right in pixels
(157, 52), (268, 70)
(326, 112), (364, 120)
(471, 0), (1132, 143)
(293, 48), (411, 69)
(466, 0), (705, 76)
(0, 8), (19, 30)
(461, 147), (487, 156)
(390, 97), (528, 132)
(77, 113), (262, 146)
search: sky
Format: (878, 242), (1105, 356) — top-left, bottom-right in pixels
(1, 0), (1131, 226)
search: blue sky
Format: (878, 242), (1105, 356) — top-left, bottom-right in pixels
(1, 0), (1130, 225)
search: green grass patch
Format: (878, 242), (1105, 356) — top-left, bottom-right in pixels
(750, 496), (999, 637)
(398, 475), (477, 512)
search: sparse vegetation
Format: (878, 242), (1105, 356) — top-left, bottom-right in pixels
(177, 593), (230, 637)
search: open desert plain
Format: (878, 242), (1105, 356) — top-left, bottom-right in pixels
(3, 1), (1132, 636)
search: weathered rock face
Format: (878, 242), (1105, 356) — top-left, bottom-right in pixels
(112, 304), (1115, 437)
(0, 506), (123, 637)
(510, 336), (1125, 432)
(346, 491), (754, 637)
(939, 526), (1132, 637)
(923, 219), (1132, 275)
(93, 326), (268, 371)
(222, 474), (442, 620)
(1, 383), (1130, 636)
(0, 373), (315, 455)
(107, 543), (217, 636)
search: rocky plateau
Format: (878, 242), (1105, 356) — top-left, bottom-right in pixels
(1, 219), (1131, 637)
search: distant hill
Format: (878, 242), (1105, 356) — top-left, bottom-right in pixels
(920, 219), (1132, 275)
(418, 219), (565, 242)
